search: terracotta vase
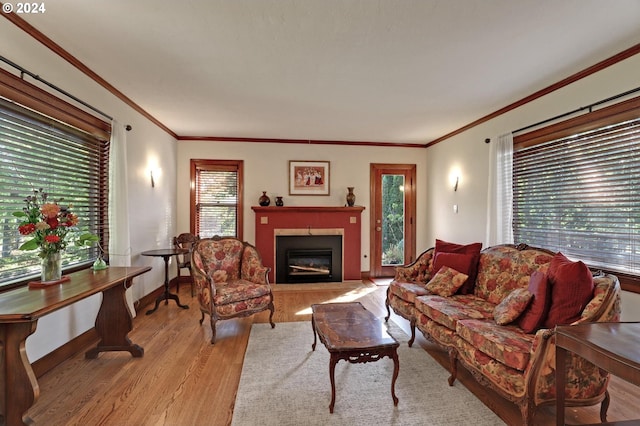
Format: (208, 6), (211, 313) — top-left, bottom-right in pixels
(346, 187), (356, 207)
(258, 191), (271, 206)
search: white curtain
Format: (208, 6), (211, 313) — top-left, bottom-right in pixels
(108, 120), (135, 315)
(486, 132), (514, 246)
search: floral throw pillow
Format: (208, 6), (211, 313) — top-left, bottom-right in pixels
(494, 288), (533, 325)
(425, 266), (469, 297)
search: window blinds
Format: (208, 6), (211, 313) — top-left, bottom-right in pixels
(0, 99), (107, 285)
(195, 167), (238, 238)
(513, 117), (640, 274)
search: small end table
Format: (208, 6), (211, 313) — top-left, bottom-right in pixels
(555, 322), (640, 425)
(142, 248), (190, 315)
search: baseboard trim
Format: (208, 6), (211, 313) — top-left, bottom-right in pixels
(32, 329), (99, 378)
(32, 278), (179, 378)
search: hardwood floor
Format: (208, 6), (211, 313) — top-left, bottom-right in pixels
(28, 282), (639, 425)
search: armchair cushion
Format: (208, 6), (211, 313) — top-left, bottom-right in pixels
(213, 279), (272, 305)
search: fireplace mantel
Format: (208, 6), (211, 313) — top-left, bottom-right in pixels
(252, 205), (365, 282)
(252, 206), (365, 214)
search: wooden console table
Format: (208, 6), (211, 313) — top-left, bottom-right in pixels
(0, 266), (151, 426)
(555, 322), (640, 426)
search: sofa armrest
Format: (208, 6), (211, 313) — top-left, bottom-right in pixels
(393, 247), (435, 283)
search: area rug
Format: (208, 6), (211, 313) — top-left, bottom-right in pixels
(232, 321), (505, 426)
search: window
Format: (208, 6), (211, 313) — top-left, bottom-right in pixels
(513, 96), (640, 285)
(190, 159), (243, 239)
(0, 99), (109, 287)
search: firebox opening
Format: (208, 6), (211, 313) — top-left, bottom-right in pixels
(286, 249), (332, 282)
(275, 235), (342, 283)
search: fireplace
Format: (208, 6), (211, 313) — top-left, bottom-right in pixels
(252, 206), (365, 282)
(275, 235), (342, 283)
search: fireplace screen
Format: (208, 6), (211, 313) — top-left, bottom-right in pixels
(286, 249), (332, 282)
(275, 235), (342, 283)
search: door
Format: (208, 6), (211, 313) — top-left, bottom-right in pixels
(370, 164), (416, 277)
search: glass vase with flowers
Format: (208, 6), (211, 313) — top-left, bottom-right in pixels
(14, 188), (98, 283)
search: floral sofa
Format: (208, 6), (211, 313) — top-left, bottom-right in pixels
(386, 242), (621, 425)
(192, 236), (275, 344)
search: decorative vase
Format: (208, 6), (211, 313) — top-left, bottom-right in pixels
(41, 251), (62, 282)
(275, 196), (284, 206)
(346, 187), (356, 207)
(93, 255), (109, 271)
(258, 191), (271, 206)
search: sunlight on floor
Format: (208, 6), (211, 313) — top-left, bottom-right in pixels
(295, 285), (379, 316)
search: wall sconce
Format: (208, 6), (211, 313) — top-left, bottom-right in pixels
(453, 176), (459, 192)
(150, 170), (155, 188)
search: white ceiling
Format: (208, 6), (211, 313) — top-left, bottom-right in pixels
(16, 0), (640, 144)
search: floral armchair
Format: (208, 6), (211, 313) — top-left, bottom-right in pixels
(191, 236), (275, 344)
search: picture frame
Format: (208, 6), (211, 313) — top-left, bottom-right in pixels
(289, 161), (330, 195)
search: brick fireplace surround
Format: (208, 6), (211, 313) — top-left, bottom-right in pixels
(252, 206), (365, 283)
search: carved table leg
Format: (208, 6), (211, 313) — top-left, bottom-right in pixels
(86, 282), (144, 359)
(390, 349), (399, 406)
(1, 321), (38, 426)
(329, 354), (338, 414)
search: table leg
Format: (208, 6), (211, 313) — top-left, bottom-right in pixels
(86, 283), (144, 359)
(556, 346), (567, 426)
(391, 349), (399, 406)
(146, 255), (189, 315)
(329, 355), (337, 414)
(311, 316), (317, 351)
(1, 321), (38, 426)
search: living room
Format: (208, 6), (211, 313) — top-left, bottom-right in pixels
(1, 1), (640, 424)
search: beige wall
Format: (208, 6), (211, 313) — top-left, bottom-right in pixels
(424, 53), (640, 320)
(176, 141), (428, 272)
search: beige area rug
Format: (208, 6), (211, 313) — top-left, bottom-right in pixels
(232, 321), (505, 426)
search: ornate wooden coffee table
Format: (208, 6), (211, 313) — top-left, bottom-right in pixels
(311, 302), (400, 413)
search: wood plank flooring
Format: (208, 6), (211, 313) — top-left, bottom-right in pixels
(28, 282), (640, 425)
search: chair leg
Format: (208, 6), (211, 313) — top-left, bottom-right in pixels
(268, 301), (275, 329)
(210, 315), (217, 344)
(600, 390), (610, 422)
(176, 268), (182, 293)
(190, 275), (195, 297)
(384, 286), (391, 322)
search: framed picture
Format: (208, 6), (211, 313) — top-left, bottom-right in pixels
(289, 161), (330, 195)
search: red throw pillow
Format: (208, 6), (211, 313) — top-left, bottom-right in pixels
(433, 252), (474, 275)
(434, 239), (482, 294)
(543, 253), (594, 329)
(517, 271), (551, 333)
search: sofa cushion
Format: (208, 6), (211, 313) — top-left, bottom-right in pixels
(426, 266), (468, 297)
(518, 271), (552, 333)
(415, 294), (493, 331)
(494, 288), (533, 325)
(434, 239), (482, 294)
(389, 281), (431, 303)
(544, 252), (594, 328)
(456, 319), (535, 371)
